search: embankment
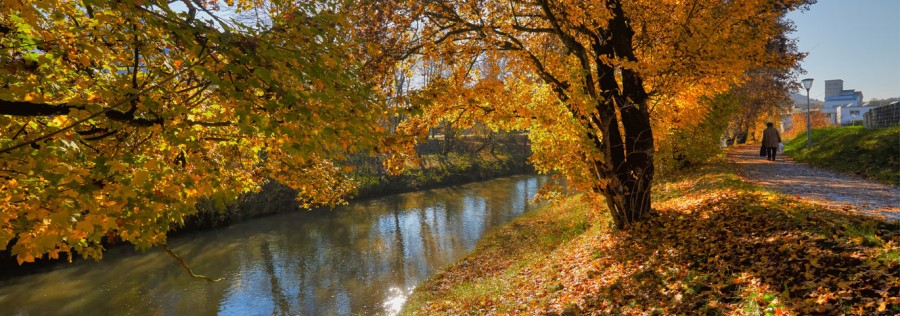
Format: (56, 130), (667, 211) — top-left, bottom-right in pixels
(402, 158), (899, 314)
(181, 134), (533, 230)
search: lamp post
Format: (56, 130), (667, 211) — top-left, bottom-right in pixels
(801, 78), (814, 148)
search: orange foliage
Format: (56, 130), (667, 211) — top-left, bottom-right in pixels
(372, 0), (811, 227)
(784, 111), (834, 140)
(0, 1), (388, 263)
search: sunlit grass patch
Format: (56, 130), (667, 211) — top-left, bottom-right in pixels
(402, 195), (594, 314)
(739, 285), (784, 316)
(843, 221), (886, 247)
(879, 249), (900, 265)
(446, 277), (508, 307)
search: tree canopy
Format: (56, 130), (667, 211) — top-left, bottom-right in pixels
(0, 0), (389, 263)
(371, 0), (811, 226)
(1, 0), (811, 264)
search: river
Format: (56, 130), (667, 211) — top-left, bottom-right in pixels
(0, 175), (548, 315)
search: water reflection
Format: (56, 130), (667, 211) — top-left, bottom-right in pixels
(0, 175), (547, 315)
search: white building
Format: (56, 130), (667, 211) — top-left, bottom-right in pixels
(822, 79), (866, 125)
(836, 104), (880, 126)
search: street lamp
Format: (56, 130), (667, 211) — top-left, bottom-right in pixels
(801, 78), (814, 148)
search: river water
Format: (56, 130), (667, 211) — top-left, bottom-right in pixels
(0, 175), (547, 315)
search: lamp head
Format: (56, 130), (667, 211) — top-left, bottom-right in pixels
(801, 78), (814, 91)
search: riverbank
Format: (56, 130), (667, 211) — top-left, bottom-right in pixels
(0, 175), (550, 314)
(0, 134), (533, 278)
(182, 135), (533, 231)
(401, 158), (899, 314)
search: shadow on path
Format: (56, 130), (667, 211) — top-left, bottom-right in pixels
(575, 193), (900, 314)
(562, 163), (900, 314)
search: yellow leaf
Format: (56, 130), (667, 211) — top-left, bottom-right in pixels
(79, 55), (91, 67)
(23, 92), (39, 101)
(17, 254), (35, 265)
(132, 170), (149, 187)
(50, 116), (69, 127)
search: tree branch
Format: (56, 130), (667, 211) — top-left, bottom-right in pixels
(491, 29), (571, 102)
(0, 59), (199, 155)
(0, 100), (78, 116)
(161, 243), (224, 282)
(185, 120), (233, 127)
(0, 99), (163, 126)
(510, 25), (555, 33)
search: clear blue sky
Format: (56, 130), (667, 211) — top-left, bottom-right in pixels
(787, 0), (899, 101)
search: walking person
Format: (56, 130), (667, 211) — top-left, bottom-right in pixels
(761, 122), (781, 161)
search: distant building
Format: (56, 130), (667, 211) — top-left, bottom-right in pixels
(822, 79), (865, 124)
(824, 80), (844, 99)
(835, 104), (879, 126)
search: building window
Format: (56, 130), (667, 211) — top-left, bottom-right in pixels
(850, 110), (860, 116)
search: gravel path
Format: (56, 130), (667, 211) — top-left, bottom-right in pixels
(727, 144), (900, 221)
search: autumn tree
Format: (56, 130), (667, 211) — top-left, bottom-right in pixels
(722, 70), (791, 144)
(717, 15), (807, 146)
(367, 0), (812, 227)
(0, 0), (388, 263)
(785, 110), (832, 139)
(665, 35), (805, 171)
(0, 0), (817, 264)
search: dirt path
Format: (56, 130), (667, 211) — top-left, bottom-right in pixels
(727, 144), (900, 221)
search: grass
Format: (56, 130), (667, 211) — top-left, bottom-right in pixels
(783, 126), (899, 185)
(401, 157), (900, 315)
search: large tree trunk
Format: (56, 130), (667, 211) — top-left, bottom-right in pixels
(595, 105), (655, 228)
(590, 93), (655, 228)
(591, 0), (656, 228)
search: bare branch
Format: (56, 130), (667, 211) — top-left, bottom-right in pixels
(161, 243), (224, 282)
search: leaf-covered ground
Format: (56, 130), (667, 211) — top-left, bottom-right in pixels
(402, 158), (900, 315)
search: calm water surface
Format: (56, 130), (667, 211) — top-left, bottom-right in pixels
(0, 175), (547, 315)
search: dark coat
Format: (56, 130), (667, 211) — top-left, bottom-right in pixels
(762, 126), (781, 147)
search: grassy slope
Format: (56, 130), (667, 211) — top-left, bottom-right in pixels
(402, 158), (900, 315)
(783, 126), (899, 185)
